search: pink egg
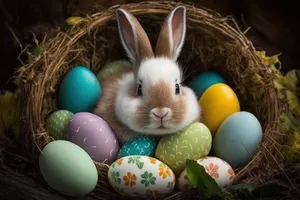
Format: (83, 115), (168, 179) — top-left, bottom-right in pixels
(67, 112), (119, 164)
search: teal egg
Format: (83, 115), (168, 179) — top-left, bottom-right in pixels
(212, 111), (263, 169)
(58, 66), (101, 113)
(117, 135), (158, 158)
(190, 71), (226, 98)
(39, 140), (98, 197)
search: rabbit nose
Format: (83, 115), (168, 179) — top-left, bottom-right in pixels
(151, 107), (170, 119)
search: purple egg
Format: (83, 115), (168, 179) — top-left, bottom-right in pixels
(67, 112), (119, 164)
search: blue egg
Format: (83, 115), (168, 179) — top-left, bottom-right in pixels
(190, 71), (226, 98)
(212, 111), (263, 169)
(58, 66), (101, 113)
(117, 136), (158, 158)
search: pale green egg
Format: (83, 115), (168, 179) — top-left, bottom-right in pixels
(155, 122), (212, 175)
(39, 140), (98, 197)
(96, 60), (131, 80)
(46, 110), (74, 140)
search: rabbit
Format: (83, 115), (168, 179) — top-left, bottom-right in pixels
(94, 6), (201, 144)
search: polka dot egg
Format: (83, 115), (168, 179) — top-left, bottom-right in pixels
(118, 135), (158, 158)
(108, 155), (175, 198)
(97, 60), (131, 80)
(46, 110), (74, 140)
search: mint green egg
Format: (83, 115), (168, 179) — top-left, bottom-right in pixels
(46, 110), (74, 140)
(39, 140), (98, 197)
(96, 60), (131, 80)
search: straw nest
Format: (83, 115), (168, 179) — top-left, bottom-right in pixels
(14, 1), (297, 199)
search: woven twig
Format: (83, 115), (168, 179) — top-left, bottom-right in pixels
(14, 1), (296, 199)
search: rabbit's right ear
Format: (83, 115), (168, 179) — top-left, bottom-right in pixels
(116, 9), (154, 76)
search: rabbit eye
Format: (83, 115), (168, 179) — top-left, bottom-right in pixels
(137, 84), (143, 96)
(175, 83), (180, 95)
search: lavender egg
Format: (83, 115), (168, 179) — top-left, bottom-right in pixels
(67, 112), (119, 164)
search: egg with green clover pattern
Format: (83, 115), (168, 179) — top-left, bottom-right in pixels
(46, 110), (74, 140)
(155, 122), (212, 175)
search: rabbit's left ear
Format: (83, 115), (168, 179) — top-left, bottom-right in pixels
(155, 6), (187, 61)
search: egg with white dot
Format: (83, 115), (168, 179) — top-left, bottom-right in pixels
(177, 156), (235, 192)
(67, 112), (119, 164)
(118, 135), (158, 158)
(46, 110), (74, 140)
(97, 60), (131, 80)
(155, 122), (212, 175)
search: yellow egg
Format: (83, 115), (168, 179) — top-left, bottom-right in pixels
(199, 83), (240, 135)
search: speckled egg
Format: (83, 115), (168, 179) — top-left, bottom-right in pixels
(155, 122), (212, 175)
(199, 83), (240, 135)
(46, 110), (74, 140)
(213, 111), (263, 169)
(39, 140), (98, 197)
(118, 135), (158, 158)
(58, 66), (101, 113)
(97, 60), (131, 80)
(108, 155), (175, 198)
(67, 112), (119, 164)
(177, 156), (235, 192)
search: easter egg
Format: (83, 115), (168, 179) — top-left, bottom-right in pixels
(58, 66), (101, 113)
(212, 111), (263, 169)
(39, 140), (98, 197)
(190, 71), (226, 98)
(199, 83), (240, 135)
(46, 110), (74, 140)
(108, 155), (175, 198)
(67, 112), (119, 164)
(177, 156), (235, 192)
(118, 135), (158, 158)
(155, 122), (212, 175)
(97, 60), (131, 80)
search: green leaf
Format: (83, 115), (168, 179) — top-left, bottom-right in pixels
(186, 159), (223, 199)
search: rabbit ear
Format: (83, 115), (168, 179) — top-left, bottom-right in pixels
(116, 9), (154, 75)
(155, 6), (187, 61)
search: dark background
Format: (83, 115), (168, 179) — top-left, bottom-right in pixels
(0, 0), (299, 91)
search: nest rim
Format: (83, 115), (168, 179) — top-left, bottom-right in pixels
(14, 1), (293, 199)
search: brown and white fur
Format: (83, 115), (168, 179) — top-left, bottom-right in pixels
(94, 6), (201, 144)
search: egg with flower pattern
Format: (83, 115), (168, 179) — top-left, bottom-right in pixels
(108, 155), (176, 198)
(177, 156), (235, 192)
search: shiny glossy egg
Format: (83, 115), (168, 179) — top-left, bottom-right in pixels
(118, 135), (158, 158)
(212, 111), (263, 169)
(199, 83), (240, 135)
(58, 66), (101, 113)
(190, 71), (226, 98)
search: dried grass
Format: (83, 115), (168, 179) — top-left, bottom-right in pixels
(13, 1), (298, 199)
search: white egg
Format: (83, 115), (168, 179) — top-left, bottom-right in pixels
(108, 155), (176, 198)
(177, 156), (235, 191)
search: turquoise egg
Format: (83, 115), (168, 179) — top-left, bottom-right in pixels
(117, 135), (158, 158)
(212, 111), (263, 169)
(189, 71), (226, 98)
(39, 140), (98, 197)
(58, 66), (101, 113)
